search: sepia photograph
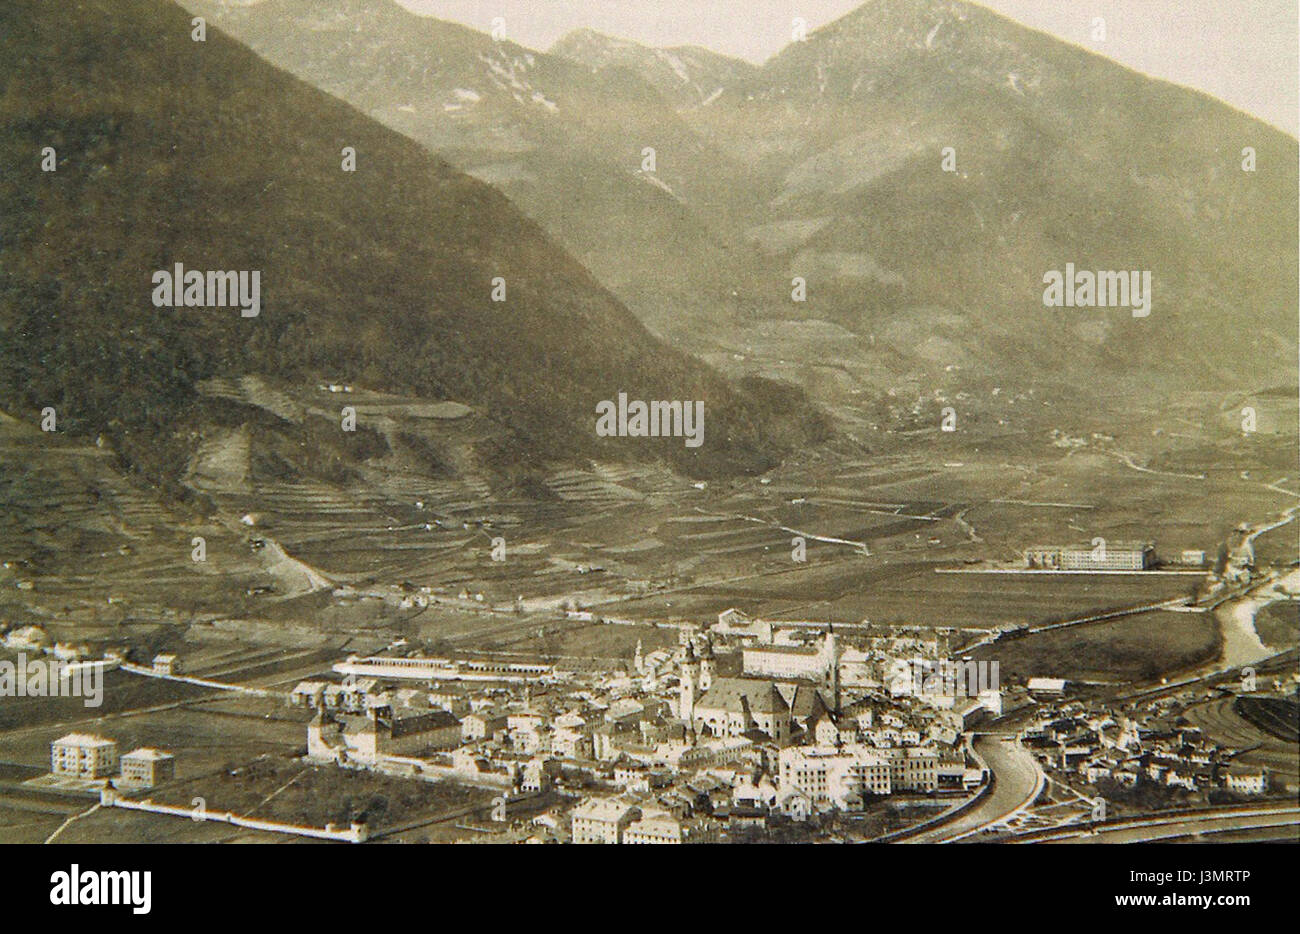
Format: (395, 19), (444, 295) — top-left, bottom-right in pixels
(1, 0), (1297, 912)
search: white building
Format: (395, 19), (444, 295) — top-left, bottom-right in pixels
(51, 734), (118, 779)
(334, 655), (552, 683)
(814, 714), (862, 747)
(879, 747), (940, 792)
(119, 748), (175, 788)
(733, 770), (779, 809)
(1025, 542), (1154, 571)
(570, 798), (640, 844)
(1224, 768), (1268, 795)
(613, 764), (651, 793)
(742, 629), (839, 684)
(320, 679), (379, 712)
(551, 726), (590, 760)
(461, 709), (508, 742)
(289, 680), (328, 708)
(778, 745), (893, 811)
(521, 757), (558, 793)
(623, 812), (717, 844)
(838, 646), (876, 688)
(1027, 677), (1067, 696)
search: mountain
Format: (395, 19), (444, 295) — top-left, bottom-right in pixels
(0, 0), (827, 502)
(557, 1), (1298, 403)
(685, 0), (1298, 394)
(183, 0), (1297, 427)
(180, 0), (777, 350)
(550, 28), (759, 112)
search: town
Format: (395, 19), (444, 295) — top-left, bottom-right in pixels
(7, 575), (1295, 844)
(1, 0), (1296, 869)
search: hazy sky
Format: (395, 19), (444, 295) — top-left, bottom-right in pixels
(400, 0), (1298, 135)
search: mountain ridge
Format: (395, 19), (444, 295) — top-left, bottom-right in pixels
(0, 0), (828, 503)
(178, 0), (1298, 424)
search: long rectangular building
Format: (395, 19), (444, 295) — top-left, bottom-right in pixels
(779, 745), (892, 809)
(1025, 541), (1154, 571)
(333, 655), (553, 683)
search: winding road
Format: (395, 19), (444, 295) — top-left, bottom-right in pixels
(901, 735), (1043, 843)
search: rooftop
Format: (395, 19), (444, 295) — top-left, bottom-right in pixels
(54, 733), (115, 748)
(571, 797), (638, 822)
(122, 747), (174, 761)
(697, 678), (790, 715)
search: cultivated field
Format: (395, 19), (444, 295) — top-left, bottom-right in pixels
(970, 610), (1219, 684)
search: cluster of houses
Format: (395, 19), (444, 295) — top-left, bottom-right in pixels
(1020, 698), (1271, 797)
(2, 623), (181, 676)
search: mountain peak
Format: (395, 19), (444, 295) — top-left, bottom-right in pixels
(550, 27), (757, 110)
(550, 27), (645, 64)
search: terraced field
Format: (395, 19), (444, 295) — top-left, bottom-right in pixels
(3, 382), (1295, 694)
(1236, 695), (1300, 743)
(1186, 696), (1300, 788)
(0, 415), (263, 618)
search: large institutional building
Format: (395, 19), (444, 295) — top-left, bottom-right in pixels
(1024, 541), (1155, 571)
(778, 745), (940, 811)
(742, 631), (839, 682)
(333, 655), (553, 683)
(308, 705), (461, 764)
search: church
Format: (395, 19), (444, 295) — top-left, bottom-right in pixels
(677, 633), (839, 747)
